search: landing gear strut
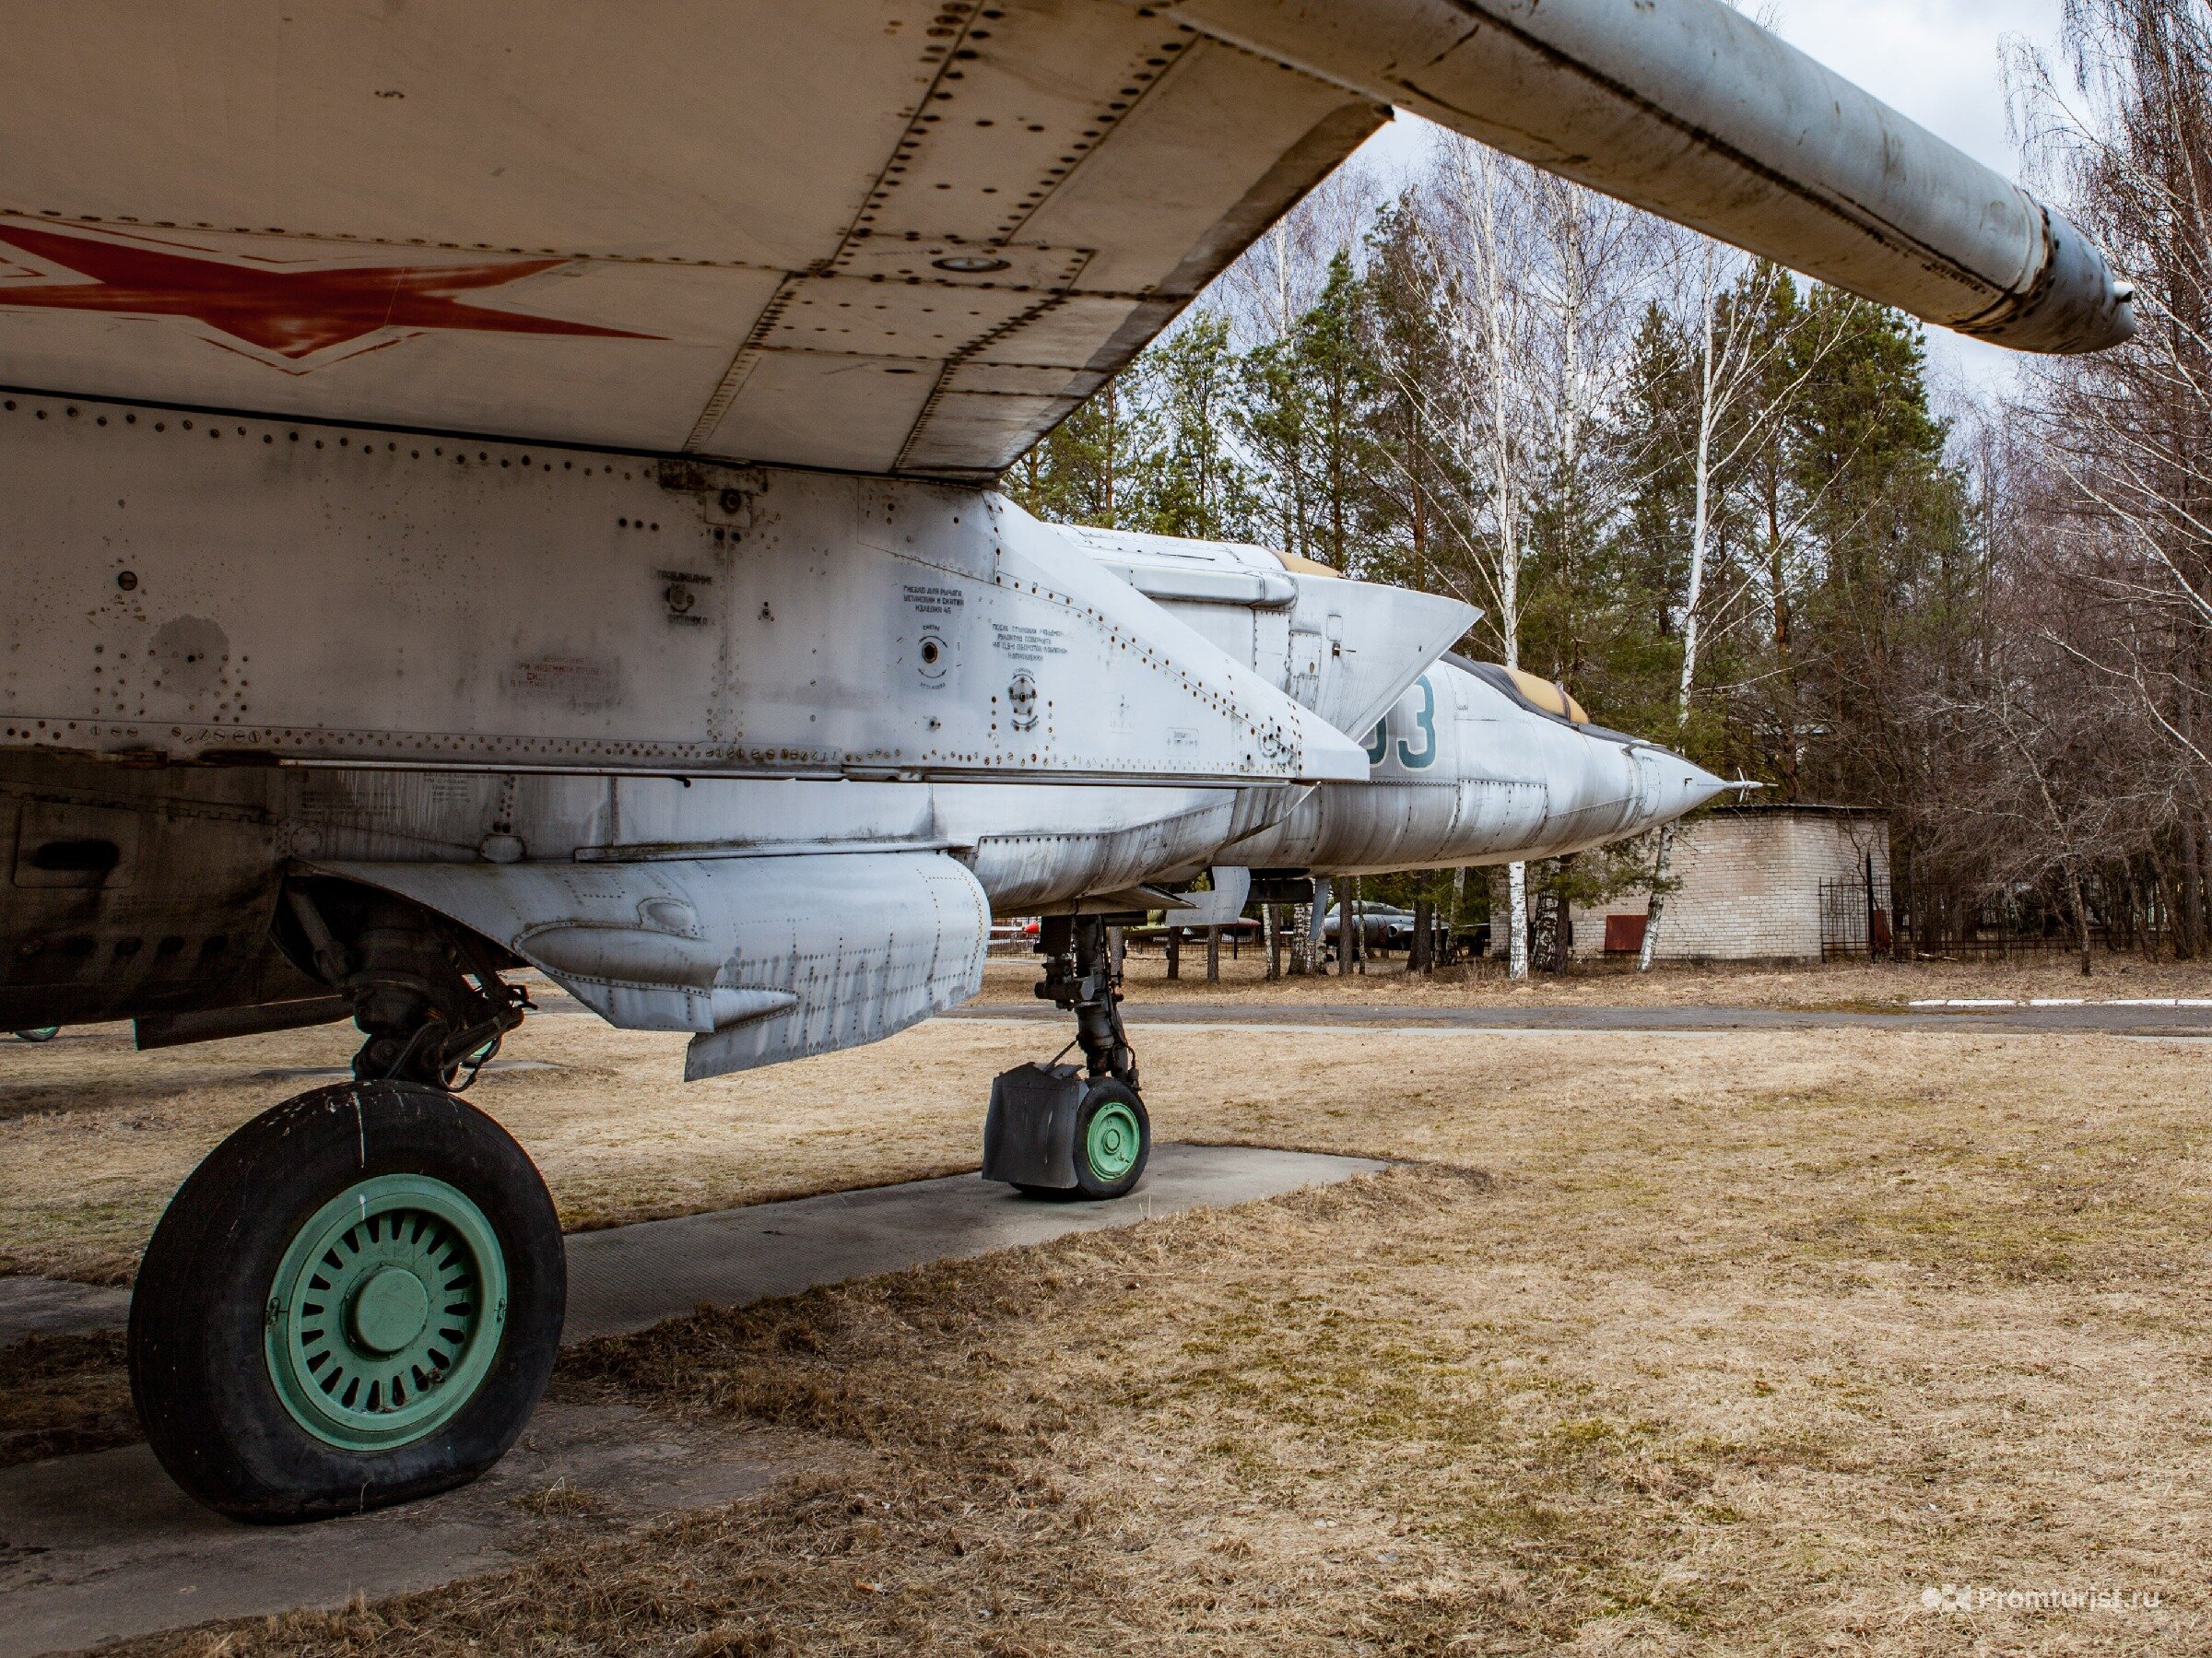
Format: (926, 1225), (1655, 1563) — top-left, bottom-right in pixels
(982, 914), (1151, 1200)
(1037, 913), (1139, 1094)
(127, 882), (564, 1523)
(283, 882), (529, 1088)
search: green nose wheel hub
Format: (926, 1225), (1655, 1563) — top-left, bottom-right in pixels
(350, 1265), (432, 1354)
(1086, 1099), (1143, 1182)
(265, 1173), (508, 1451)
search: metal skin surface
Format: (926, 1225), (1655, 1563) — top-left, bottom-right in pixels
(1070, 532), (1729, 879)
(0, 400), (1362, 789)
(1061, 525), (1476, 744)
(314, 853), (992, 1082)
(0, 0), (2126, 494)
(0, 429), (1719, 1073)
(1225, 658), (1727, 875)
(0, 2), (1385, 479)
(1135, 0), (2135, 353)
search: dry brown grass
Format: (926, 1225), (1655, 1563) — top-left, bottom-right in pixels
(57, 1007), (2212, 1655)
(1083, 946), (2212, 1009)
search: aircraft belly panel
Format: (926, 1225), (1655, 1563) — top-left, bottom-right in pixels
(962, 794), (1237, 913)
(0, 402), (1361, 786)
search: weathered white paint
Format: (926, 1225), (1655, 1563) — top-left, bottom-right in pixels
(1137, 0), (2133, 353)
(320, 850), (989, 1078)
(1224, 659), (1726, 875)
(0, 400), (1365, 788)
(0, 2), (1380, 477)
(1060, 526), (1478, 744)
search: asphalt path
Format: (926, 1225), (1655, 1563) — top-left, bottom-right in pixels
(944, 1001), (2212, 1037)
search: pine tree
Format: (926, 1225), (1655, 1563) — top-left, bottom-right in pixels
(1125, 312), (1253, 541)
(1002, 376), (1150, 528)
(1235, 250), (1384, 569)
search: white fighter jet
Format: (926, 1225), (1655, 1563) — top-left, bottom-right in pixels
(0, 2), (2130, 1522)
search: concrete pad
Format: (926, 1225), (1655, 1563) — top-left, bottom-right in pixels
(563, 1142), (1386, 1343)
(0, 1404), (802, 1658)
(0, 1277), (128, 1346)
(0, 1144), (1379, 1655)
(1, 1145), (1383, 1349)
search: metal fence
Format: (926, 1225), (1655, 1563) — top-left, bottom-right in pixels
(1820, 875), (2111, 959)
(1817, 874), (1891, 960)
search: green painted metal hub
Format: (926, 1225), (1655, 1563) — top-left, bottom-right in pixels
(351, 1264), (432, 1354)
(265, 1173), (507, 1451)
(1086, 1099), (1142, 1182)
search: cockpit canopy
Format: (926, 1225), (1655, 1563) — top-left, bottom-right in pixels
(1450, 656), (1592, 727)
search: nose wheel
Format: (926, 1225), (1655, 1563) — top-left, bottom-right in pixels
(982, 915), (1151, 1200)
(1070, 1076), (1150, 1198)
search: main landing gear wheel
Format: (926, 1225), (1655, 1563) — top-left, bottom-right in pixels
(1072, 1076), (1150, 1200)
(127, 1081), (564, 1523)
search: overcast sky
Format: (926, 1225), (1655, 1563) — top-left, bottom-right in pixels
(1356, 0), (2068, 401)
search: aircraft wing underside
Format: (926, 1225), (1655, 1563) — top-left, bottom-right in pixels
(0, 3), (1379, 481)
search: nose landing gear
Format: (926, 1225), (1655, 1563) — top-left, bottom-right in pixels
(982, 914), (1152, 1200)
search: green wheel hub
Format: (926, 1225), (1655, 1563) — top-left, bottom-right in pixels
(264, 1173), (507, 1451)
(1085, 1099), (1143, 1182)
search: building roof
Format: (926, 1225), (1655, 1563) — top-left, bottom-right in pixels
(1708, 802), (1889, 820)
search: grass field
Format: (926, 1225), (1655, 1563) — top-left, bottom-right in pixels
(5, 967), (2210, 1653)
(1093, 944), (2212, 1009)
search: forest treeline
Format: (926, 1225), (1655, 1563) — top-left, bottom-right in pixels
(1006, 0), (2212, 964)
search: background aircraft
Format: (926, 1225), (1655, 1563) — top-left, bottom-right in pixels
(0, 0), (2131, 1523)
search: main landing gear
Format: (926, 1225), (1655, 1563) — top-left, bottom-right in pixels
(982, 914), (1151, 1200)
(127, 885), (564, 1523)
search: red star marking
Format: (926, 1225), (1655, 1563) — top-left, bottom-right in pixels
(0, 223), (657, 359)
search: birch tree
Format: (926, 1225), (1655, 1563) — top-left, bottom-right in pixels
(1637, 251), (1849, 969)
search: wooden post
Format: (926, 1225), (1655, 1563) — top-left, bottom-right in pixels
(1165, 927), (1180, 981)
(1206, 924), (1220, 983)
(1266, 904), (1283, 980)
(1411, 898), (1433, 972)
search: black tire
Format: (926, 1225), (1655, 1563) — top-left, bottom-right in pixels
(128, 1081), (565, 1523)
(1070, 1077), (1150, 1201)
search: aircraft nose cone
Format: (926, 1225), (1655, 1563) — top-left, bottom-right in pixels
(1639, 751), (1730, 828)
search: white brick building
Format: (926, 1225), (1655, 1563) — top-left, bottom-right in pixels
(1569, 805), (1891, 963)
